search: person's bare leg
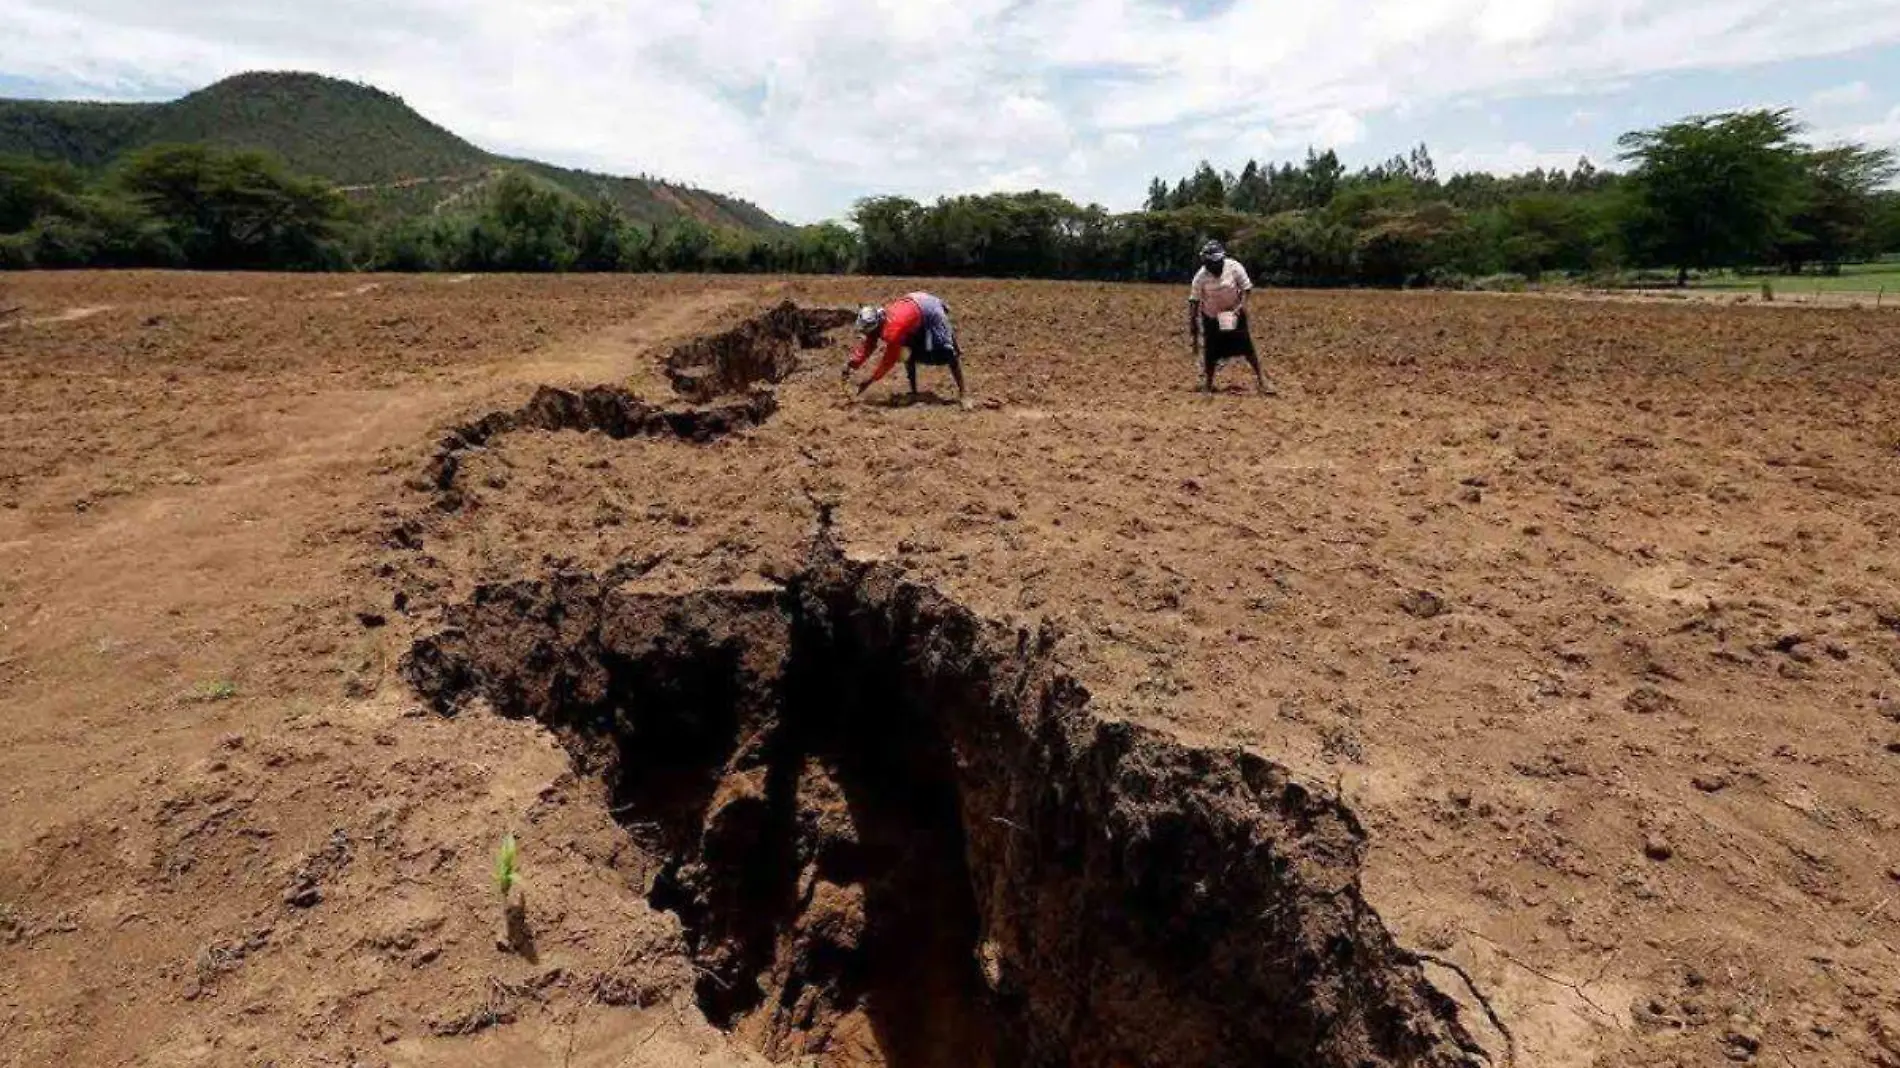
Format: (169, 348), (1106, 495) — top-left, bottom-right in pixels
(1245, 352), (1275, 395)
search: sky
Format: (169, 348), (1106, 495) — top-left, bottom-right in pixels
(3, 0), (1899, 224)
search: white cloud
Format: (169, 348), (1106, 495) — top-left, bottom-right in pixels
(1312, 109), (1369, 148)
(1439, 142), (1592, 176)
(964, 164), (1053, 196)
(1815, 105), (1900, 153)
(1811, 80), (1872, 107)
(3, 0), (1900, 220)
(1476, 0), (1560, 45)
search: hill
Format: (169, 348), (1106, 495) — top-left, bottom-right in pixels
(0, 71), (784, 232)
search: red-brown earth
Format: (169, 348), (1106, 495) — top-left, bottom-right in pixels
(2, 271), (1898, 1067)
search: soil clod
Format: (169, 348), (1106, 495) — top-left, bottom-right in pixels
(1625, 686), (1680, 716)
(1399, 589), (1447, 619)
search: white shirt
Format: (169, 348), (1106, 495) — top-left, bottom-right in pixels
(1189, 258), (1253, 315)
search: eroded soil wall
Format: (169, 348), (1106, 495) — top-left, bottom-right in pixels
(404, 551), (1484, 1068)
(416, 301), (852, 505)
(664, 301), (856, 402)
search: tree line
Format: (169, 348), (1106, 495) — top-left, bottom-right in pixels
(0, 143), (859, 274)
(2, 108), (1895, 285)
(862, 110), (1896, 286)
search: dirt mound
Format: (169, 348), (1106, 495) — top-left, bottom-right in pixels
(664, 301), (856, 402)
(403, 544), (1486, 1068)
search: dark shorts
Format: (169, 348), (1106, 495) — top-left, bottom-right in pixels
(905, 329), (960, 366)
(1201, 311), (1257, 370)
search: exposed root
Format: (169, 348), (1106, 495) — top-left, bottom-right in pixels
(403, 551), (1492, 1068)
(1414, 952), (1516, 1067)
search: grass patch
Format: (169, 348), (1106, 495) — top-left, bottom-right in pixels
(187, 679), (238, 703)
(1691, 262), (1900, 295)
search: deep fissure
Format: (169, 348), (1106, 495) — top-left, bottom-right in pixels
(404, 553), (1487, 1068)
(414, 301), (853, 505)
(664, 301), (856, 402)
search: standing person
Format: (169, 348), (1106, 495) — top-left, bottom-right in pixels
(841, 291), (969, 408)
(1188, 240), (1274, 395)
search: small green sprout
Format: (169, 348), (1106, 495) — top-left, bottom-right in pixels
(494, 833), (520, 899)
(188, 679), (237, 702)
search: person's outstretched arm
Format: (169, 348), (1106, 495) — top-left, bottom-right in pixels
(844, 331), (875, 375)
(856, 339), (905, 393)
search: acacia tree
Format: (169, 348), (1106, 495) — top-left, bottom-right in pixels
(1777, 145), (1898, 273)
(1617, 109), (1807, 284)
(117, 144), (345, 269)
(0, 158), (84, 233)
(851, 195), (923, 274)
(1875, 191), (1900, 255)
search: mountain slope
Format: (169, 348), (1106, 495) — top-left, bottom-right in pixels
(142, 72), (490, 186)
(0, 100), (154, 169)
(0, 72), (784, 232)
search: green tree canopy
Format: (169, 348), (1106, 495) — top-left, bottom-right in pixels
(116, 143), (346, 269)
(1777, 144), (1898, 272)
(1185, 162), (1227, 208)
(1874, 191), (1900, 256)
(0, 157), (84, 233)
(1617, 109), (1807, 284)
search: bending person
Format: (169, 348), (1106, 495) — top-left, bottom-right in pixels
(842, 291), (968, 408)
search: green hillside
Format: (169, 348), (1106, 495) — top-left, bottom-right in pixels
(0, 71), (783, 232)
(0, 100), (154, 168)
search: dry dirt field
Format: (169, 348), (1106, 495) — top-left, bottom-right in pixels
(2, 271), (1898, 1068)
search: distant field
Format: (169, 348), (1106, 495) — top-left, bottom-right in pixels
(1691, 260), (1900, 295)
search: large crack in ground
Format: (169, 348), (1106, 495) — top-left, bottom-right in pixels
(415, 301), (852, 507)
(665, 301), (856, 402)
(416, 383), (779, 502)
(403, 543), (1488, 1068)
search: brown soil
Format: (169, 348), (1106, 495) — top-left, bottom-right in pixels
(2, 272), (1899, 1068)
